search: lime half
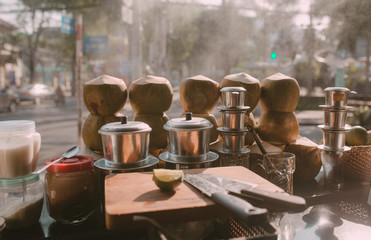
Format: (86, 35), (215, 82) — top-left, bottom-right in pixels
(153, 169), (184, 191)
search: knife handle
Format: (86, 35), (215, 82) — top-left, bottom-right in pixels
(211, 192), (267, 223)
(240, 188), (307, 212)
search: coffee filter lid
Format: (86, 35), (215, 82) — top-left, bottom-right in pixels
(99, 116), (151, 134)
(164, 112), (212, 130)
(0, 120), (35, 133)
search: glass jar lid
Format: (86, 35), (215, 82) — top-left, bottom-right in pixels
(0, 120), (35, 133)
(0, 173), (40, 187)
(164, 112), (212, 130)
(45, 155), (94, 173)
(99, 116), (151, 134)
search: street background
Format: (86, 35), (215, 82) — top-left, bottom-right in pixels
(0, 89), (323, 169)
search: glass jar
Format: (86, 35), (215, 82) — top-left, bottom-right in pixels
(0, 174), (44, 229)
(45, 155), (97, 224)
(0, 120), (41, 178)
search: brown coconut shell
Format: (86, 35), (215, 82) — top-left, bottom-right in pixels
(83, 75), (127, 116)
(257, 111), (299, 145)
(129, 75), (173, 114)
(134, 113), (169, 150)
(221, 72), (261, 113)
(180, 75), (220, 114)
(343, 145), (371, 182)
(82, 114), (121, 152)
(260, 73), (300, 112)
(285, 136), (322, 181)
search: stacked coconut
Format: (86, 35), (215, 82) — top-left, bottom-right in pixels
(254, 73), (322, 181)
(180, 75), (220, 143)
(82, 75), (127, 152)
(129, 75), (173, 156)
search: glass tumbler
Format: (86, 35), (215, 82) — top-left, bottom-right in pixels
(262, 152), (296, 194)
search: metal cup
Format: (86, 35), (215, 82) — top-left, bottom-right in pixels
(323, 108), (348, 129)
(221, 110), (246, 130)
(218, 130), (247, 153)
(320, 127), (347, 150)
(324, 87), (356, 108)
(220, 87), (246, 108)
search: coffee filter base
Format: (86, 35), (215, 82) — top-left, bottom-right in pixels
(94, 156), (159, 171)
(159, 151), (219, 164)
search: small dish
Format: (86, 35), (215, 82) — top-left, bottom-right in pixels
(159, 151), (219, 164)
(94, 156), (159, 171)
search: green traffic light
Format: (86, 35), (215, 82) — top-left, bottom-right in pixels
(271, 51), (277, 59)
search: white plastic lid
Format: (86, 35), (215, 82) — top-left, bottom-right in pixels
(0, 120), (36, 133)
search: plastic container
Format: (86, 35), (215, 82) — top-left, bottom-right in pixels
(0, 120), (41, 178)
(0, 174), (44, 229)
(45, 155), (98, 224)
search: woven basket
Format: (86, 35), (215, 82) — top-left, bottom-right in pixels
(343, 145), (371, 182)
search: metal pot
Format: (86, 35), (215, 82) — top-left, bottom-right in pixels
(98, 116), (151, 167)
(324, 87), (356, 108)
(220, 87), (246, 108)
(163, 112), (212, 161)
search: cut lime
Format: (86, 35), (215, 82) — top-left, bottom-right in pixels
(153, 169), (184, 191)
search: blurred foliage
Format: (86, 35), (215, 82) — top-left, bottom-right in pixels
(345, 62), (365, 93)
(293, 60), (321, 88)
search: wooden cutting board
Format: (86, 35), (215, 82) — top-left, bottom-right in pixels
(105, 166), (283, 230)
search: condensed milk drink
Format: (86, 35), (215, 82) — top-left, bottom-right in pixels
(0, 120), (41, 178)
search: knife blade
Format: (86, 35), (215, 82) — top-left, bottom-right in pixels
(198, 173), (307, 212)
(184, 174), (267, 223)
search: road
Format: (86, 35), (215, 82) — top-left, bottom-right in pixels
(0, 92), (323, 169)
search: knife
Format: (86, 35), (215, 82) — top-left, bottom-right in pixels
(184, 173), (268, 223)
(198, 173), (307, 212)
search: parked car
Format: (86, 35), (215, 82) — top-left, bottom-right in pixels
(18, 83), (55, 105)
(0, 88), (19, 112)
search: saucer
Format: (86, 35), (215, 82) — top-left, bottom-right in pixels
(217, 106), (250, 111)
(94, 156), (159, 171)
(318, 145), (351, 152)
(318, 124), (352, 131)
(319, 105), (353, 111)
(159, 151), (219, 164)
(217, 147), (250, 155)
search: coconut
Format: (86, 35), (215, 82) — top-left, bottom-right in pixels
(245, 113), (257, 146)
(260, 73), (300, 112)
(134, 113), (169, 150)
(82, 114), (121, 152)
(221, 72), (261, 113)
(129, 75), (173, 114)
(83, 75), (127, 116)
(257, 111), (299, 145)
(180, 75), (220, 114)
(284, 136), (322, 181)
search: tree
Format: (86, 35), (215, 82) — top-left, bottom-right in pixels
(313, 0), (371, 93)
(335, 0), (371, 92)
(16, 0), (53, 83)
